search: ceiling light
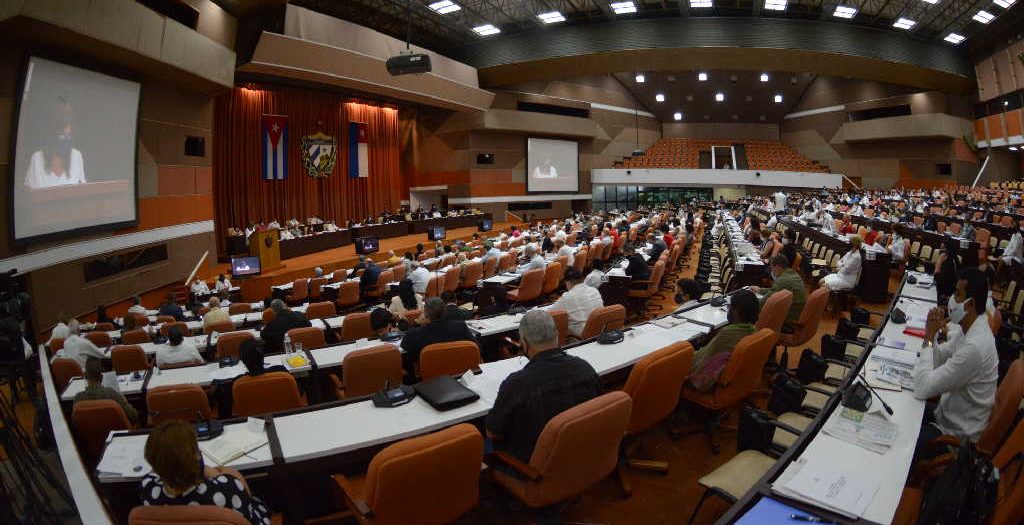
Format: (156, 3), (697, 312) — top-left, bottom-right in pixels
(537, 11), (565, 23)
(428, 1), (461, 14)
(473, 24), (500, 36)
(690, 0), (713, 7)
(774, 94), (783, 103)
(673, 112), (683, 121)
(764, 0), (787, 11)
(893, 17), (916, 29)
(994, 0), (1016, 8)
(1006, 101), (1011, 106)
(973, 10), (994, 23)
(833, 5), (857, 18)
(760, 73), (770, 82)
(715, 93), (725, 102)
(635, 73), (645, 83)
(944, 33), (966, 44)
(686, 95), (694, 102)
(655, 93), (665, 102)
(610, 1), (637, 14)
(1010, 146), (1019, 151)
(920, 0), (938, 4)
(698, 72), (708, 81)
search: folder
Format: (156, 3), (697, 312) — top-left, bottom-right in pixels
(735, 497), (829, 525)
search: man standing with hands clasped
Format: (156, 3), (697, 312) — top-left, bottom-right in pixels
(912, 267), (997, 464)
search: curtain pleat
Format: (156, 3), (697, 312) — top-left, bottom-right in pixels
(213, 87), (403, 254)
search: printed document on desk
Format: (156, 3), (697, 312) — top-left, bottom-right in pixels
(200, 420), (268, 466)
(822, 407), (898, 455)
(775, 457), (879, 518)
(96, 437), (150, 479)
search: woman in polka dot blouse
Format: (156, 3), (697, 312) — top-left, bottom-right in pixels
(139, 420), (271, 525)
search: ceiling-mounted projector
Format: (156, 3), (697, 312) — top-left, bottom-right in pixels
(387, 51), (431, 76)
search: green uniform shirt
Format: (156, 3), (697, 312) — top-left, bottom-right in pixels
(761, 268), (807, 323)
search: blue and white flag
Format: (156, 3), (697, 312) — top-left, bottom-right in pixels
(262, 115), (288, 180)
(348, 121), (369, 178)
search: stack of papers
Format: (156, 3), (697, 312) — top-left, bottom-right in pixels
(775, 457), (879, 518)
(209, 363), (247, 381)
(199, 419), (268, 466)
(96, 438), (150, 479)
(870, 346), (916, 367)
(823, 407), (898, 454)
(461, 356), (527, 404)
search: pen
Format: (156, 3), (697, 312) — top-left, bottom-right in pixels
(789, 514), (837, 524)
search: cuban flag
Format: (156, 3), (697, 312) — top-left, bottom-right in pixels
(262, 115), (288, 180)
(348, 121), (369, 178)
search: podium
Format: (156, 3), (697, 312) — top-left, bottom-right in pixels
(249, 229), (282, 272)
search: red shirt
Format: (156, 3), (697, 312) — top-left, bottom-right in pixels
(663, 233), (675, 247)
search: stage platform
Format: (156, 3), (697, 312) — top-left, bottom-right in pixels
(220, 222), (513, 302)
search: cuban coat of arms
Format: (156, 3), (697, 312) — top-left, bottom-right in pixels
(301, 132), (337, 178)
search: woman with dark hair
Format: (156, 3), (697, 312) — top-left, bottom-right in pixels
(239, 339), (286, 377)
(934, 238), (960, 301)
(95, 304), (114, 326)
(388, 278), (422, 316)
(140, 420), (271, 524)
(688, 289), (760, 392)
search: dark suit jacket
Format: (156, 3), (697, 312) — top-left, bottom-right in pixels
(400, 320), (477, 381)
(443, 303), (473, 321)
(260, 310), (312, 353)
(781, 243), (798, 268)
(361, 264), (382, 292)
(648, 240), (667, 263)
(157, 303), (186, 322)
(624, 254), (650, 280)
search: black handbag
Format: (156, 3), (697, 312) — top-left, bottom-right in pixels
(413, 375), (480, 411)
(597, 330), (625, 345)
(821, 334), (848, 361)
(796, 348), (828, 384)
(767, 373), (806, 415)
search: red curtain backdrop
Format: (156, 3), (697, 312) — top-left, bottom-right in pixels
(213, 86), (404, 252)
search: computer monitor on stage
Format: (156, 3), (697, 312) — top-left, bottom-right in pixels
(427, 226), (446, 241)
(355, 236), (380, 255)
(230, 256), (261, 278)
(477, 219), (492, 232)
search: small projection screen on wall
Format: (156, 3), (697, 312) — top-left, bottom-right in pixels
(527, 137), (579, 193)
(11, 56), (140, 244)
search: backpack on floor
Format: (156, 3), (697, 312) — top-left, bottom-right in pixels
(915, 441), (997, 525)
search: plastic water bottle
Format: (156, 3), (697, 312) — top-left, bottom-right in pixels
(284, 334), (292, 355)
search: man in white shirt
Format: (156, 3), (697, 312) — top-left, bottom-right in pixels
(280, 229), (295, 241)
(408, 262), (431, 294)
(323, 221), (339, 232)
(547, 271), (605, 337)
(997, 221), (1023, 283)
(202, 297), (231, 329)
(481, 241), (503, 265)
(554, 238), (574, 267)
(155, 326), (204, 369)
(126, 296), (147, 316)
(765, 214), (778, 229)
(48, 316), (71, 344)
(25, 100), (87, 189)
(190, 279), (210, 297)
(889, 233), (907, 262)
(820, 236), (863, 291)
(268, 219), (281, 230)
(214, 275), (232, 294)
(914, 268), (997, 461)
(53, 321), (105, 369)
(517, 245), (546, 274)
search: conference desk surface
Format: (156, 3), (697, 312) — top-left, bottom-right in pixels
(349, 221), (408, 239)
(407, 214), (489, 233)
(279, 230), (352, 260)
(722, 272), (936, 525)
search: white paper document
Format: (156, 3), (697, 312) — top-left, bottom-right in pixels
(776, 457), (879, 518)
(199, 422), (268, 466)
(97, 438), (150, 479)
(823, 407), (898, 454)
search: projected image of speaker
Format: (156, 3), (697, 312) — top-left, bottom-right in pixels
(527, 137), (579, 193)
(477, 219), (493, 232)
(427, 226), (446, 241)
(230, 256), (261, 278)
(355, 236), (380, 255)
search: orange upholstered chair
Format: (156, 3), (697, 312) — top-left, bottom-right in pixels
(308, 277), (329, 301)
(628, 260), (666, 318)
(216, 332), (253, 360)
(129, 313), (150, 328)
(110, 345), (149, 375)
(507, 268), (544, 304)
(155, 315), (176, 325)
(754, 289), (793, 336)
(444, 266), (461, 294)
(577, 304), (626, 340)
(85, 331), (112, 347)
(129, 505), (280, 525)
(52, 358), (83, 394)
(618, 342), (694, 494)
(336, 280), (361, 310)
(498, 253), (516, 273)
(146, 384), (213, 425)
(460, 261), (483, 289)
(778, 287), (828, 366)
(682, 328), (779, 454)
(261, 308), (276, 325)
(160, 322), (188, 337)
(286, 326), (326, 351)
(285, 279), (309, 305)
(541, 262), (563, 299)
(94, 322), (116, 332)
(228, 303), (252, 315)
(491, 391), (633, 508)
(330, 344), (403, 399)
(482, 257), (498, 279)
(305, 301), (336, 320)
(424, 275), (444, 298)
(332, 424), (484, 525)
(49, 337), (66, 354)
(121, 329), (150, 345)
(232, 371), (306, 417)
(203, 319), (235, 335)
(391, 264), (406, 282)
(365, 270), (394, 301)
(419, 341), (482, 380)
(549, 309), (569, 348)
(341, 312), (375, 341)
(72, 399), (132, 465)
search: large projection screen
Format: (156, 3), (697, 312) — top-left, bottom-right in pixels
(527, 137), (579, 193)
(11, 56), (140, 244)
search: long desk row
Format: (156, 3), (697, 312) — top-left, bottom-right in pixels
(721, 271), (936, 525)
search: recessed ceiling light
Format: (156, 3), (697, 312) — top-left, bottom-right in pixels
(973, 10), (995, 23)
(635, 73), (645, 83)
(833, 5), (857, 18)
(920, 0), (938, 4)
(655, 93), (665, 102)
(893, 17), (916, 29)
(944, 33), (966, 44)
(774, 94), (783, 103)
(698, 72), (708, 81)
(1005, 100), (1011, 106)
(473, 24), (500, 36)
(610, 1), (637, 14)
(686, 95), (694, 102)
(760, 73), (770, 82)
(994, 0), (1016, 8)
(715, 93), (725, 102)
(673, 112), (683, 121)
(690, 0), (713, 7)
(429, 1), (461, 14)
(667, 75), (677, 82)
(729, 75), (738, 82)
(537, 11), (566, 23)
(764, 0), (787, 11)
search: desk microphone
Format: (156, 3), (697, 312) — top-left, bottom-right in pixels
(855, 372), (895, 416)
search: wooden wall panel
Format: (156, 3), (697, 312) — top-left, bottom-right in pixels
(1006, 109), (1023, 138)
(975, 118), (988, 142)
(975, 58), (997, 102)
(986, 115), (1005, 140)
